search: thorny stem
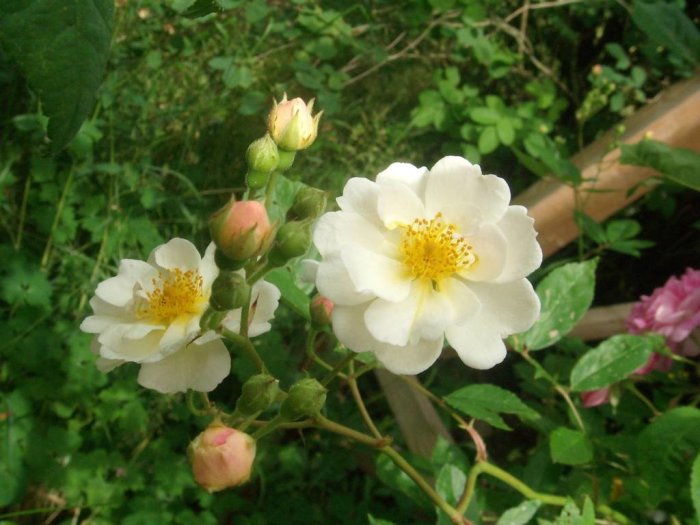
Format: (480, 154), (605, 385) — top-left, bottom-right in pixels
(347, 361), (383, 439)
(457, 461), (630, 524)
(321, 352), (355, 386)
(314, 416), (470, 524)
(305, 329), (348, 380)
(519, 348), (586, 432)
(186, 390), (214, 417)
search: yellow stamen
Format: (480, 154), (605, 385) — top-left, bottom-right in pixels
(141, 268), (205, 324)
(400, 213), (476, 283)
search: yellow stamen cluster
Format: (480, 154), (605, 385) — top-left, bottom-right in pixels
(143, 269), (205, 324)
(400, 213), (476, 283)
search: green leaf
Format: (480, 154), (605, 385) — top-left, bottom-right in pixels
(478, 126), (499, 154)
(0, 0), (114, 151)
(521, 260), (597, 350)
(691, 453), (700, 523)
(0, 263), (53, 308)
(574, 211), (606, 244)
(637, 407), (700, 506)
(549, 427), (593, 465)
(631, 1), (700, 65)
(496, 119), (515, 146)
(444, 384), (538, 431)
(569, 334), (663, 392)
(619, 139), (700, 191)
(264, 267), (311, 321)
(435, 463), (466, 525)
(496, 499), (541, 525)
(470, 107), (500, 125)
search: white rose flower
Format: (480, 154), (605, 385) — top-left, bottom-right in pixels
(81, 238), (279, 393)
(312, 156), (542, 375)
(81, 238), (226, 392)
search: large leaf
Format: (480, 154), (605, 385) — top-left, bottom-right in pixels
(519, 260), (597, 350)
(620, 139), (700, 191)
(0, 0), (114, 151)
(636, 407), (700, 506)
(631, 1), (700, 66)
(549, 427), (593, 466)
(435, 463), (467, 525)
(569, 334), (663, 392)
(444, 384), (538, 431)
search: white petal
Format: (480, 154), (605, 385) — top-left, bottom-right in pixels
(199, 242), (219, 288)
(98, 325), (164, 362)
(425, 156), (510, 233)
(445, 324), (507, 370)
(463, 224), (507, 282)
(331, 304), (376, 353)
(299, 259), (320, 283)
(466, 279), (540, 335)
(377, 179), (426, 230)
(80, 314), (126, 334)
(413, 285), (455, 341)
(158, 320), (191, 353)
(493, 206), (542, 283)
(375, 162), (428, 197)
(341, 245), (411, 302)
(95, 275), (133, 307)
(439, 277), (481, 326)
(222, 308), (242, 334)
(150, 238), (201, 270)
(90, 338), (124, 372)
(316, 257), (373, 305)
(118, 259), (157, 283)
(248, 280), (281, 337)
(313, 211), (387, 258)
(364, 286), (422, 346)
(336, 177), (381, 225)
(137, 337), (231, 393)
(373, 336), (444, 375)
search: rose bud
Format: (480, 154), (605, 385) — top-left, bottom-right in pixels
(188, 424), (256, 492)
(310, 294), (334, 328)
(288, 186), (328, 221)
(279, 378), (327, 421)
(209, 199), (272, 262)
(235, 374), (280, 416)
(268, 220), (312, 267)
(267, 94), (323, 151)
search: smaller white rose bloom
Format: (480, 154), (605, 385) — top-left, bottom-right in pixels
(81, 238), (280, 393)
(313, 156), (542, 375)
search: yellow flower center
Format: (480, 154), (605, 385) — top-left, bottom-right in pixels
(142, 269), (206, 324)
(400, 213), (476, 283)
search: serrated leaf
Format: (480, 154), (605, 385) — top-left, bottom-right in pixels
(522, 260), (597, 350)
(497, 499), (541, 525)
(691, 453), (700, 522)
(637, 407), (700, 506)
(569, 334), (663, 392)
(574, 211), (606, 244)
(0, 0), (114, 151)
(497, 119), (515, 146)
(620, 139), (700, 191)
(444, 384), (538, 431)
(549, 427), (592, 465)
(631, 1), (700, 65)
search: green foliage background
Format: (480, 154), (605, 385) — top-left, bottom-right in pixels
(1, 0), (700, 524)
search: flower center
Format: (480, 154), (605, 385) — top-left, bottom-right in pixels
(400, 213), (476, 282)
(143, 269), (205, 324)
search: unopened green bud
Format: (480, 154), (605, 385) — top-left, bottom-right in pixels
(246, 170), (269, 190)
(210, 271), (250, 311)
(279, 378), (327, 421)
(289, 187), (327, 220)
(276, 150), (296, 171)
(268, 220), (312, 266)
(214, 249), (246, 271)
(246, 134), (279, 174)
(235, 374), (280, 416)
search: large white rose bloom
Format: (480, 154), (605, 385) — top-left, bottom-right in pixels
(81, 238), (280, 393)
(313, 156), (542, 375)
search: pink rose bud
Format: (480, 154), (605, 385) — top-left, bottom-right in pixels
(188, 424), (256, 492)
(209, 199), (272, 262)
(310, 294), (334, 327)
(267, 94), (323, 151)
(581, 388), (611, 408)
